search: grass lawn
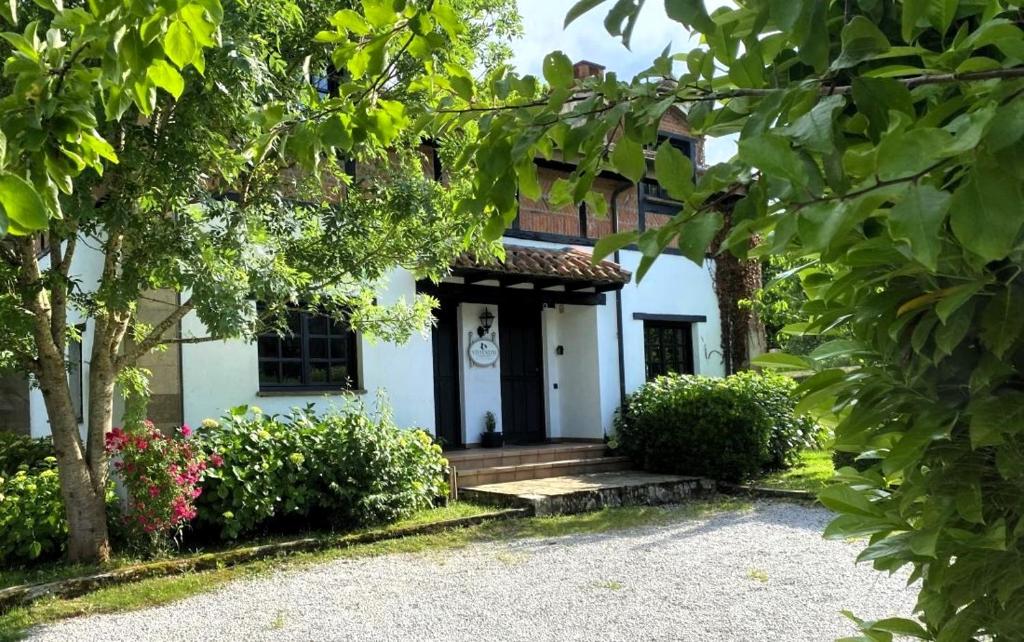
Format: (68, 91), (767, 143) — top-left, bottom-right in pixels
(0, 501), (495, 591)
(0, 497), (750, 640)
(756, 449), (835, 493)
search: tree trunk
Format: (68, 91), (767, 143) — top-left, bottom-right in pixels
(34, 317), (112, 563)
(17, 237), (112, 563)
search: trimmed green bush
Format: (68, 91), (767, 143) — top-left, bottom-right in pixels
(194, 403), (448, 539)
(615, 371), (818, 483)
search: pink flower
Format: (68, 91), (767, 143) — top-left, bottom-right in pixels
(180, 424), (192, 438)
(210, 453), (224, 468)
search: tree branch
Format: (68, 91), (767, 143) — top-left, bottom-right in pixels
(116, 299), (194, 369)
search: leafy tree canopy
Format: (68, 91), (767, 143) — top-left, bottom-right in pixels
(0, 0), (519, 562)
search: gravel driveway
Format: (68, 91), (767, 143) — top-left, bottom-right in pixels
(29, 501), (918, 642)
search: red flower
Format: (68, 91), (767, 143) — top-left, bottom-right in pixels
(180, 424), (192, 438)
(148, 485), (160, 498)
(210, 453), (224, 468)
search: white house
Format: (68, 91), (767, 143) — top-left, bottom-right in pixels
(6, 61), (726, 451)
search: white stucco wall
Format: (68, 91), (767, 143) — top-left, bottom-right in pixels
(616, 248), (726, 394)
(180, 269), (436, 431)
(26, 233), (724, 445)
(28, 241), (106, 438)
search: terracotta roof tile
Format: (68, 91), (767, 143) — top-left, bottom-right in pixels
(453, 244), (631, 289)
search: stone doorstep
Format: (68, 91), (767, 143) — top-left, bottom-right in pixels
(454, 456), (632, 487)
(459, 471), (718, 516)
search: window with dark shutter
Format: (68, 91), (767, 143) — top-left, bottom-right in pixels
(256, 306), (359, 391)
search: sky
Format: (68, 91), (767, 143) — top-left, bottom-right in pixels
(505, 0), (737, 165)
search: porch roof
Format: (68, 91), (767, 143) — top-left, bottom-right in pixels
(452, 245), (631, 293)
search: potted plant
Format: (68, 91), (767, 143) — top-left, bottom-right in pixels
(480, 411), (503, 448)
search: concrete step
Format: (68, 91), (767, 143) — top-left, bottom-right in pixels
(445, 443), (608, 469)
(455, 456), (632, 488)
(459, 471), (717, 516)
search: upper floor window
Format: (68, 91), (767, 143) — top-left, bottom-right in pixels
(257, 306), (359, 391)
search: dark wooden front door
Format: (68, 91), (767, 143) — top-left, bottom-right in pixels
(499, 302), (545, 444)
(432, 300), (462, 448)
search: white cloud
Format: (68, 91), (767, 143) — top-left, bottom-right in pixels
(508, 0), (737, 164)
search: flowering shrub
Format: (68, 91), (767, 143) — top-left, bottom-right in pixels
(195, 403), (447, 539)
(105, 421), (218, 541)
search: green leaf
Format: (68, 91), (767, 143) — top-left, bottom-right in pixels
(833, 16), (891, 69)
(750, 352), (812, 371)
(0, 173), (48, 233)
(164, 19), (197, 69)
(888, 183), (951, 271)
(564, 0), (606, 27)
(593, 230), (637, 261)
(542, 51), (573, 90)
(950, 163), (1024, 262)
(968, 391), (1024, 449)
(737, 134), (806, 188)
(611, 137), (645, 183)
(901, 0), (928, 42)
(871, 618), (930, 639)
(980, 286), (1024, 358)
(664, 0), (715, 33)
(147, 59), (185, 98)
(819, 484), (882, 518)
(823, 515), (896, 540)
(676, 211), (722, 265)
(876, 128), (953, 180)
(653, 141), (693, 201)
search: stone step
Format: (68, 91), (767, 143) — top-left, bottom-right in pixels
(455, 456), (632, 488)
(445, 443), (607, 469)
(459, 472), (717, 516)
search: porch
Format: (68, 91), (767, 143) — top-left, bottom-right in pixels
(420, 243), (631, 450)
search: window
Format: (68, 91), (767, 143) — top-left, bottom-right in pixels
(257, 307), (359, 391)
(69, 325), (84, 421)
(643, 321), (695, 380)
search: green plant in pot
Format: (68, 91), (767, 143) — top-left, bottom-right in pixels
(480, 411), (503, 448)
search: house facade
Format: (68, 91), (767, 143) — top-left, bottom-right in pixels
(12, 61), (725, 447)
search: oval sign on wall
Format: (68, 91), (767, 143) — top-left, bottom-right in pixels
(468, 337), (499, 367)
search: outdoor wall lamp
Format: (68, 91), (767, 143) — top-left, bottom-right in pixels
(477, 307), (494, 337)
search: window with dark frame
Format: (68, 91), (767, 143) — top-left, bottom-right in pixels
(69, 325), (84, 422)
(257, 306), (359, 391)
(643, 320), (695, 380)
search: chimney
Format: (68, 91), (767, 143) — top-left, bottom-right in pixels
(573, 60), (606, 81)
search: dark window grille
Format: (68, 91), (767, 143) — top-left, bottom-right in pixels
(257, 307), (359, 391)
(643, 321), (695, 380)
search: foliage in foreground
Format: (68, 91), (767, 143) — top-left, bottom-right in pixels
(0, 433), (117, 563)
(194, 403), (448, 539)
(429, 0), (1024, 637)
(615, 371), (819, 483)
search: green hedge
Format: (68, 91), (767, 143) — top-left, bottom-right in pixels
(194, 404), (448, 539)
(614, 371), (819, 483)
